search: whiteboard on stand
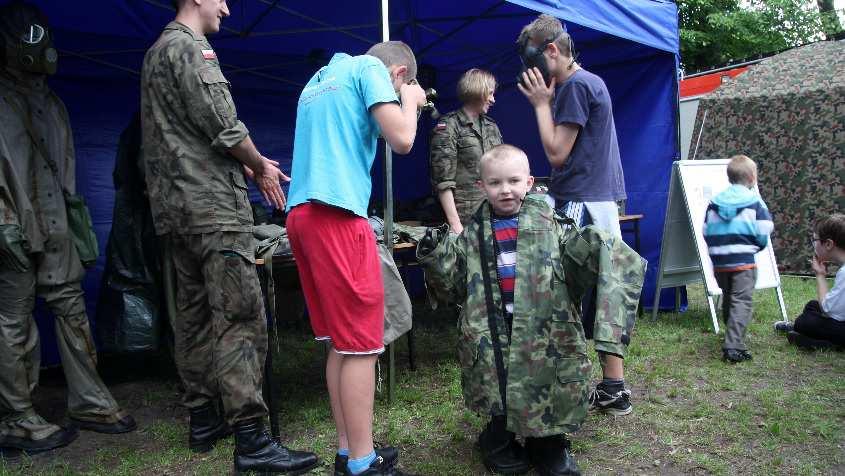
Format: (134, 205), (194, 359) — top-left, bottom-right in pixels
(652, 160), (787, 332)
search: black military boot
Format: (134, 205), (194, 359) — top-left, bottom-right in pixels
(0, 425), (78, 455)
(189, 400), (231, 453)
(69, 414), (137, 434)
(233, 418), (319, 475)
(478, 417), (531, 475)
(525, 435), (580, 476)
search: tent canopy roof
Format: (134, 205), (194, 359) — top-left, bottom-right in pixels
(703, 40), (845, 101)
(32, 0), (678, 97)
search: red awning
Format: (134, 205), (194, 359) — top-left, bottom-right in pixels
(680, 67), (748, 98)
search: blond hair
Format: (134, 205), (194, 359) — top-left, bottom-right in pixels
(516, 14), (572, 57)
(726, 155), (757, 185)
(478, 144), (530, 177)
(457, 68), (497, 105)
(365, 41), (417, 82)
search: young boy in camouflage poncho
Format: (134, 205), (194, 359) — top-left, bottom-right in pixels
(417, 145), (645, 475)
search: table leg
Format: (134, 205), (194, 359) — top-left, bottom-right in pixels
(264, 328), (280, 439)
(388, 343), (396, 403)
(257, 265), (280, 439)
(634, 218), (641, 254)
(407, 328), (416, 371)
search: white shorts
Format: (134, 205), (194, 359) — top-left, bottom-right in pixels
(555, 200), (621, 237)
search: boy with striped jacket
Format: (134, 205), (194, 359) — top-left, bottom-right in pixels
(704, 155), (774, 363)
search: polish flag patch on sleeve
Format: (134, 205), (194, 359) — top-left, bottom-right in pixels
(202, 49), (216, 60)
(435, 122), (447, 132)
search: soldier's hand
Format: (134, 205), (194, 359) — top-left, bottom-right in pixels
(253, 157), (290, 210)
(400, 82), (427, 109)
(517, 67), (555, 108)
(0, 224), (30, 272)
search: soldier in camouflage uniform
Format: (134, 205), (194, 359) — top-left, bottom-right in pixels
(429, 68), (502, 233)
(418, 145), (644, 475)
(0, 1), (136, 456)
(141, 1), (317, 473)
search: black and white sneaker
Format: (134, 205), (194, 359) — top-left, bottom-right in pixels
(345, 455), (409, 476)
(588, 387), (633, 416)
(723, 348), (752, 363)
(335, 446), (399, 476)
(773, 320), (794, 333)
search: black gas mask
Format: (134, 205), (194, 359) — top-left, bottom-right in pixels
(0, 2), (58, 75)
(517, 33), (559, 88)
(517, 28), (576, 88)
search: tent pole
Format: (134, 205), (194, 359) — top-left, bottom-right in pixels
(381, 0), (397, 405)
(674, 60), (682, 160)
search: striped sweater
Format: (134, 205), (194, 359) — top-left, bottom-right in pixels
(492, 214), (518, 315)
(703, 184), (774, 271)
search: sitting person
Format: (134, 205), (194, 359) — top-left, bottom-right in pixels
(417, 144), (644, 475)
(775, 213), (845, 349)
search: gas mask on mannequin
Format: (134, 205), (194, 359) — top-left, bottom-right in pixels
(0, 2), (58, 75)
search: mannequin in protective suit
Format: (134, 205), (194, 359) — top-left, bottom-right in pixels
(0, 0), (136, 455)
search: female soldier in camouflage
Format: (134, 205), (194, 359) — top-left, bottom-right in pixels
(429, 69), (502, 234)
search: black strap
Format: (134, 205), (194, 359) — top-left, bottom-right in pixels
(477, 216), (509, 414)
(4, 95), (68, 197)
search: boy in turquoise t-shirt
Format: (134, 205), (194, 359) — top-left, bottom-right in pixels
(286, 42), (426, 476)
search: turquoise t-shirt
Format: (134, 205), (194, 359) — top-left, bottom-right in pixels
(286, 53), (398, 217)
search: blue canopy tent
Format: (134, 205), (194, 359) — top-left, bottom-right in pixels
(24, 0), (680, 365)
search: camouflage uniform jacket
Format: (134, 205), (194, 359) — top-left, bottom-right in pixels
(417, 195), (645, 436)
(0, 69), (84, 285)
(141, 21), (252, 236)
(429, 109), (502, 224)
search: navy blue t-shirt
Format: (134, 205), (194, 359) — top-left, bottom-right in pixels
(549, 69), (626, 203)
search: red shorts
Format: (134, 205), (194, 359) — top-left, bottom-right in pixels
(287, 202), (384, 354)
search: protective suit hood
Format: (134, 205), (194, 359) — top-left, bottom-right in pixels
(0, 1), (58, 76)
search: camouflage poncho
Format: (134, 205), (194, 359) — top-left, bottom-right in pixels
(417, 195), (645, 436)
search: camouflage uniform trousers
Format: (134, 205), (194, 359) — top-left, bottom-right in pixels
(0, 261), (123, 442)
(163, 231), (268, 425)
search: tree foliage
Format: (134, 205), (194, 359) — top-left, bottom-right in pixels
(678, 0), (842, 72)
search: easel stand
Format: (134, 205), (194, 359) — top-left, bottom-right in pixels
(652, 160), (787, 332)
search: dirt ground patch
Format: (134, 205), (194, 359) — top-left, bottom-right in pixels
(2, 278), (844, 475)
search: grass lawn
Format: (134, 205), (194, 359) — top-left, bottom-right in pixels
(1, 275), (843, 475)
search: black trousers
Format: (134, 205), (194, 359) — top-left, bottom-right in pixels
(794, 300), (845, 347)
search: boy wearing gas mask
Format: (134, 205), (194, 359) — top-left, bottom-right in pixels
(0, 0), (136, 456)
(516, 15), (634, 417)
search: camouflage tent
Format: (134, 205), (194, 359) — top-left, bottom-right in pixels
(689, 40), (845, 275)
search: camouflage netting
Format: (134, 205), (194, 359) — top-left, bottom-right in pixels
(689, 40), (845, 275)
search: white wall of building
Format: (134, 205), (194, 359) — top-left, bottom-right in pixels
(679, 97), (701, 160)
